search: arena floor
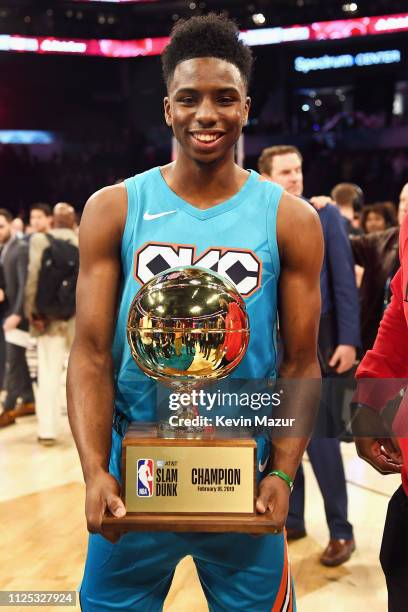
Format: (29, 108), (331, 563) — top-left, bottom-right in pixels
(1, 414), (399, 611)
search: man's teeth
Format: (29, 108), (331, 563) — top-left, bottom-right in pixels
(193, 133), (220, 142)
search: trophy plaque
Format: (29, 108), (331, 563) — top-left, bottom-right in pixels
(103, 267), (279, 534)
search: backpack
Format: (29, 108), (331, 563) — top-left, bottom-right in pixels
(35, 234), (79, 319)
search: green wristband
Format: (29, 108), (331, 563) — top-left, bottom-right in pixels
(268, 470), (294, 492)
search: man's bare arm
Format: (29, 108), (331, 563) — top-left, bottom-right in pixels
(67, 183), (127, 539)
(256, 192), (323, 525)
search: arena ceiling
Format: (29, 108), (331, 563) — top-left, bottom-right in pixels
(0, 0), (407, 39)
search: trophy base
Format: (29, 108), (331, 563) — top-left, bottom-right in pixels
(100, 422), (272, 534)
(158, 420), (208, 439)
(102, 512), (281, 534)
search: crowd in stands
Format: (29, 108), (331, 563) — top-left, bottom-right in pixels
(2, 142), (408, 215)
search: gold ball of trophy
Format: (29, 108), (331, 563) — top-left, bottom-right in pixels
(126, 266), (249, 384)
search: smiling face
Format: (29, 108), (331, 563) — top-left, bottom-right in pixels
(164, 57), (250, 165)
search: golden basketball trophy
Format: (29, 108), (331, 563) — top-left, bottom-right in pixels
(103, 266), (278, 533)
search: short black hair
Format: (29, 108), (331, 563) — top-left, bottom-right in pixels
(0, 208), (12, 223)
(162, 13), (253, 90)
(30, 202), (52, 216)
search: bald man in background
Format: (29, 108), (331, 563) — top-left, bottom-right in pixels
(25, 203), (78, 445)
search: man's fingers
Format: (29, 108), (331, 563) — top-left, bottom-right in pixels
(371, 438), (403, 466)
(380, 447), (403, 465)
(328, 349), (339, 368)
(255, 494), (268, 514)
(379, 438), (402, 461)
(106, 493), (126, 518)
(365, 453), (402, 475)
(335, 354), (354, 373)
(256, 495), (286, 532)
(371, 460), (401, 475)
(355, 438), (402, 474)
(335, 358), (346, 374)
(86, 509), (103, 534)
(255, 497), (284, 532)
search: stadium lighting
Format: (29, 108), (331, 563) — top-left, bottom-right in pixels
(252, 13), (266, 26)
(343, 3), (358, 12)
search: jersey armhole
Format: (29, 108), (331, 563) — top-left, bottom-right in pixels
(266, 184), (284, 281)
(122, 177), (139, 262)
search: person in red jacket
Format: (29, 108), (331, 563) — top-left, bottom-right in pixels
(353, 212), (408, 611)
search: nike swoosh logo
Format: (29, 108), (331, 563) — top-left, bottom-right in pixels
(258, 457), (269, 473)
(143, 210), (177, 221)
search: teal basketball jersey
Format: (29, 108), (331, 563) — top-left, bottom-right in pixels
(112, 167), (283, 421)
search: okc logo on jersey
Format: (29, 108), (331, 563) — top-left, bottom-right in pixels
(137, 459), (154, 497)
(134, 242), (262, 297)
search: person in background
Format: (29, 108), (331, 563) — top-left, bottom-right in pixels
(0, 262), (7, 393)
(397, 182), (408, 226)
(352, 211), (408, 611)
(56, 201), (79, 234)
(350, 183), (408, 353)
(11, 217), (24, 238)
(0, 209), (35, 428)
(330, 182), (364, 235)
(29, 203), (52, 235)
(258, 144), (360, 566)
(25, 203), (78, 445)
(361, 203), (397, 234)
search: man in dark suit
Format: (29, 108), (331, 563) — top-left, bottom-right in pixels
(259, 145), (361, 566)
(0, 209), (35, 428)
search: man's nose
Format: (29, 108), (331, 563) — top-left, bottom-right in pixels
(195, 99), (217, 125)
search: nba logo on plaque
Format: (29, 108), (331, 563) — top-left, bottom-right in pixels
(137, 458), (154, 497)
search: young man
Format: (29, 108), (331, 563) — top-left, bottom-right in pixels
(258, 145), (361, 566)
(68, 15), (323, 611)
(29, 203), (52, 234)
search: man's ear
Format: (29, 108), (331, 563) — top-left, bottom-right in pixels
(243, 96), (251, 127)
(164, 97), (172, 127)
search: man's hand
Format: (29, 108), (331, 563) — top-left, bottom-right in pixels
(329, 344), (356, 374)
(3, 313), (22, 332)
(352, 404), (403, 475)
(355, 437), (403, 475)
(30, 314), (47, 333)
(310, 195), (334, 210)
(85, 470), (126, 543)
(0, 289), (5, 303)
(256, 475), (291, 533)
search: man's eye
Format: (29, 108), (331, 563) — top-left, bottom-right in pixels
(218, 97), (234, 104)
(179, 97), (195, 105)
